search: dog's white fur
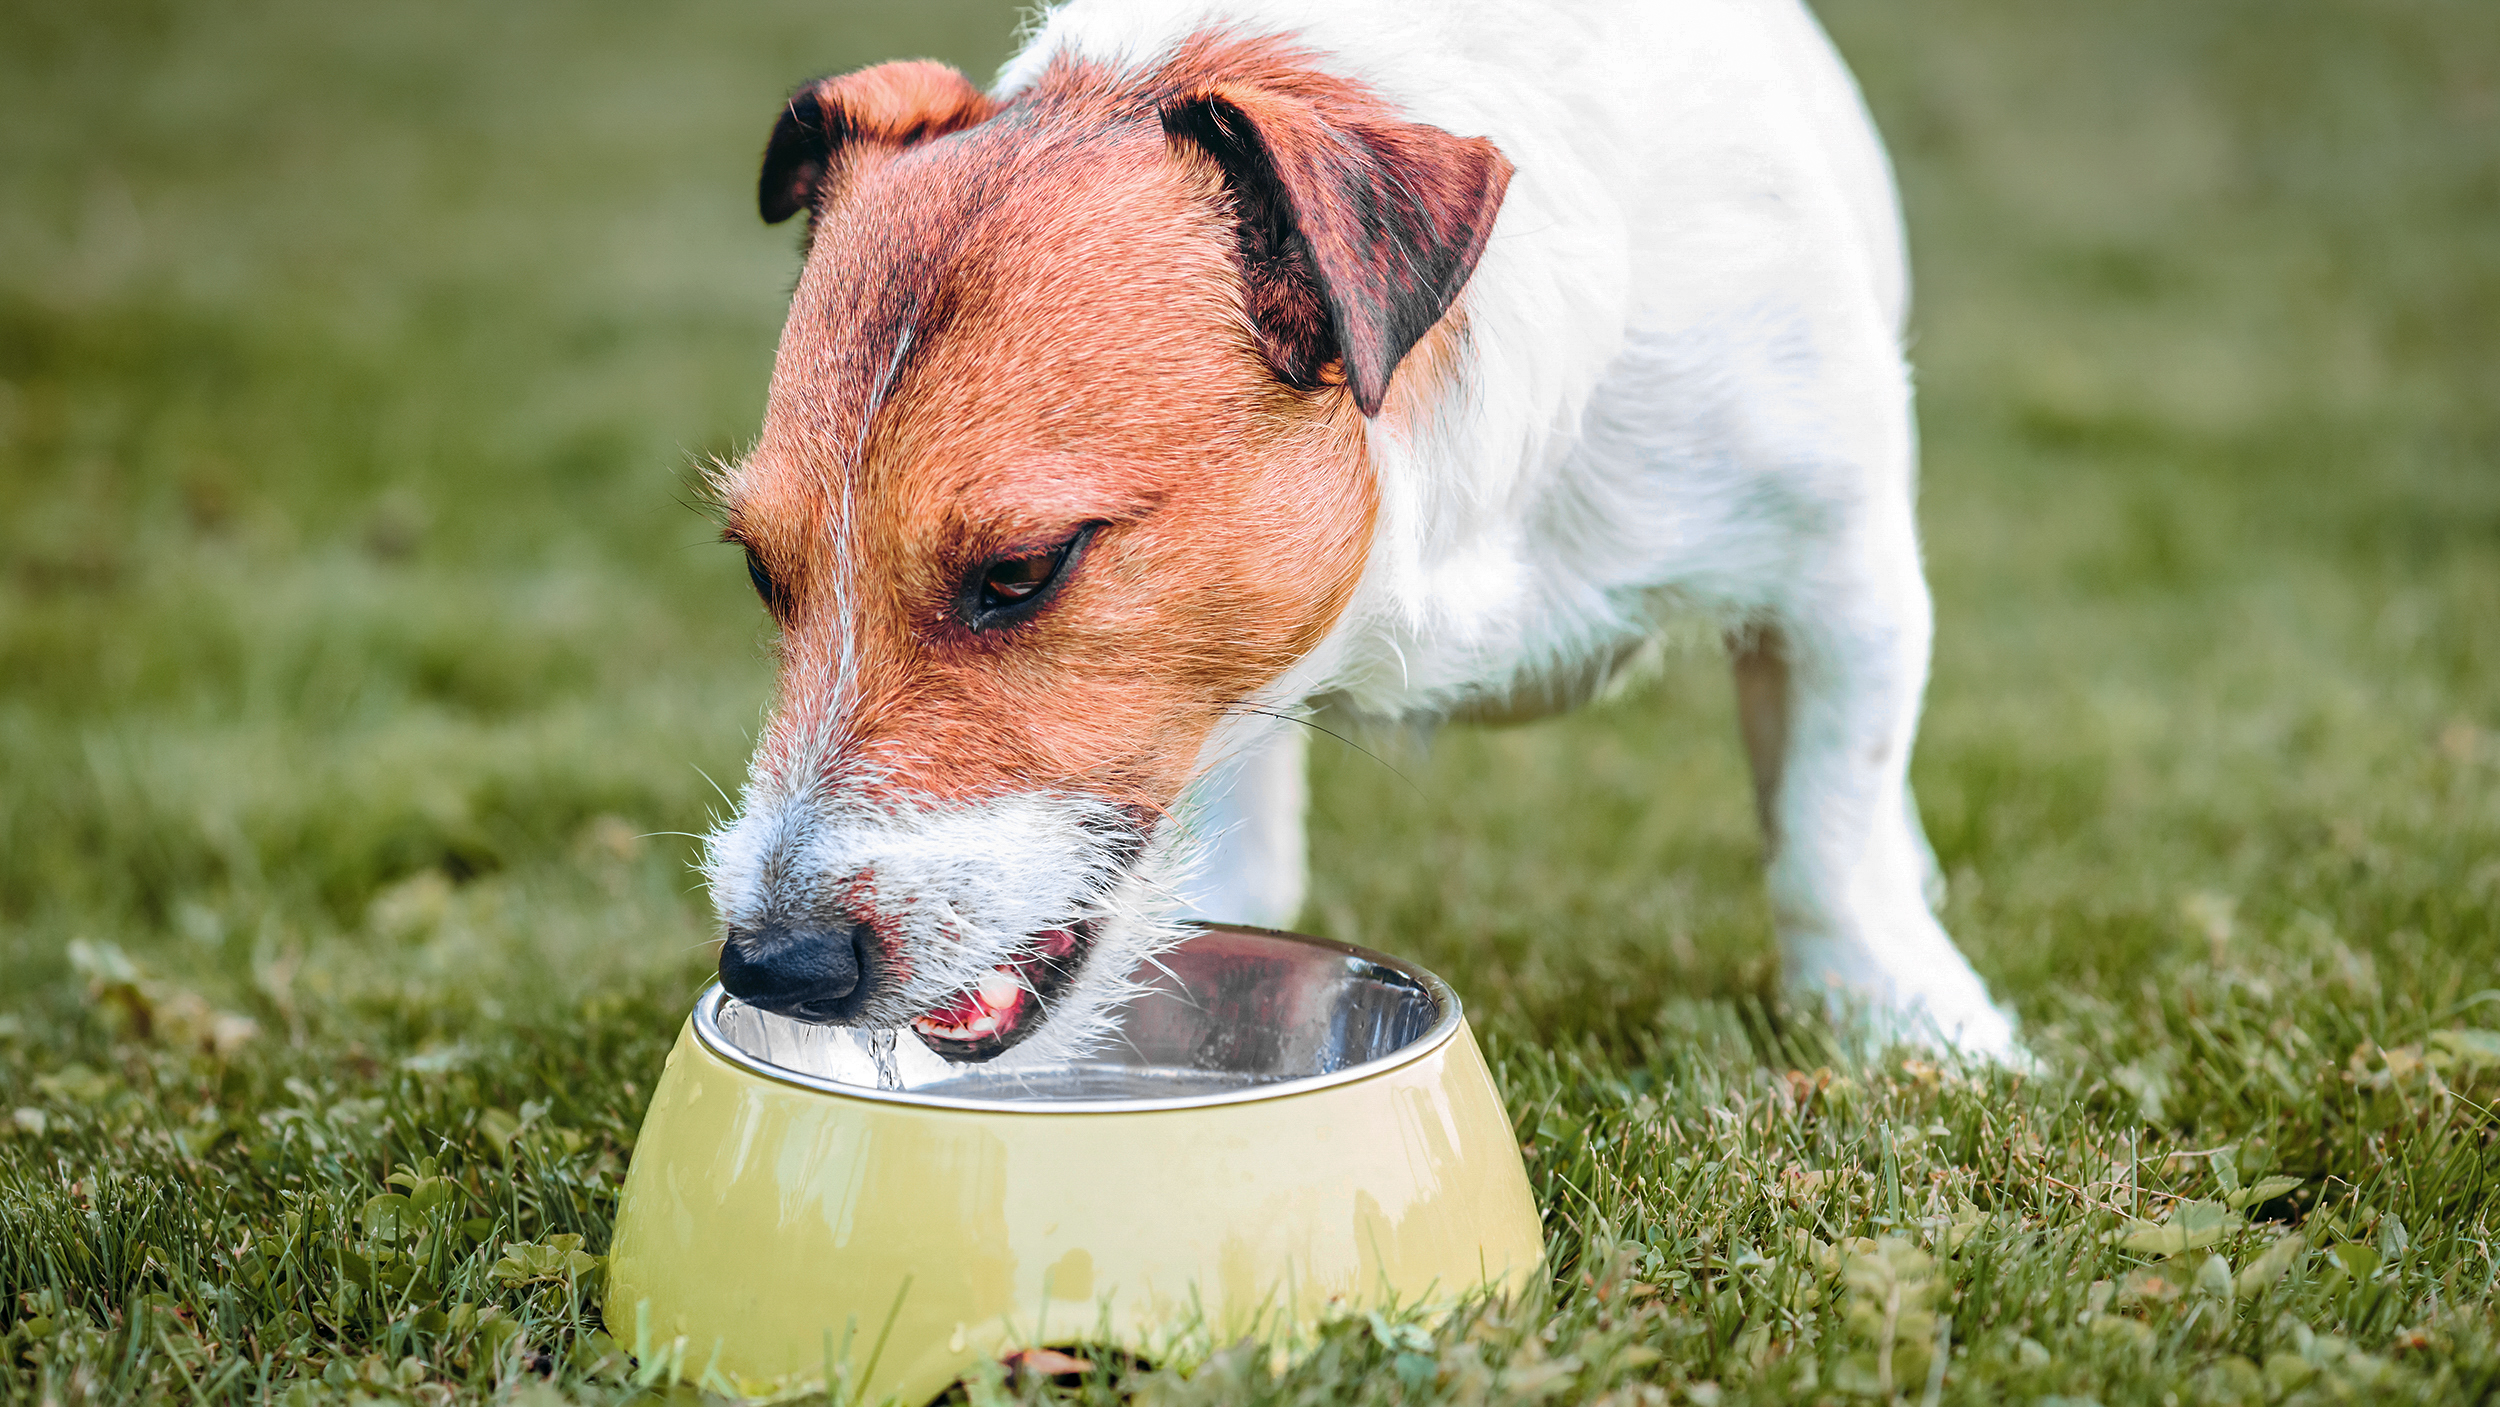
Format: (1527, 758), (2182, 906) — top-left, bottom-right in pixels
(1006, 0), (2020, 1057)
(708, 0), (2020, 1062)
(706, 774), (1197, 1065)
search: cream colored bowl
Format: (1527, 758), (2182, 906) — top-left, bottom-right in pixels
(605, 924), (1544, 1402)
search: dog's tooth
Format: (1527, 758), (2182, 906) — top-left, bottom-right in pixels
(978, 969), (1020, 1011)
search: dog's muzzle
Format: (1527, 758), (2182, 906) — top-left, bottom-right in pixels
(705, 785), (1168, 1062)
(717, 919), (879, 1023)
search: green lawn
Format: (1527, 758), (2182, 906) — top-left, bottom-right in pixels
(3, 0), (2496, 1402)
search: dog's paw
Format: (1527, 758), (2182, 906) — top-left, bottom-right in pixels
(1781, 923), (2033, 1069)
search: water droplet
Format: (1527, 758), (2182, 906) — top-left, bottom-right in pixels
(867, 1028), (901, 1090)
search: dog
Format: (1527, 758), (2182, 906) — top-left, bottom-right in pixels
(700, 0), (2023, 1064)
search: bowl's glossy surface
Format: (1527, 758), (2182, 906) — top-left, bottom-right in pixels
(604, 925), (1544, 1403)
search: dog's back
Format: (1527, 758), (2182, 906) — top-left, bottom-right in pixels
(1006, 0), (1906, 346)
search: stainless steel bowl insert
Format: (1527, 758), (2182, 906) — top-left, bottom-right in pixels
(698, 924), (1459, 1112)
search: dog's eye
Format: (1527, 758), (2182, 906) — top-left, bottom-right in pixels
(983, 553), (1056, 603)
(745, 546), (785, 614)
(965, 525), (1099, 629)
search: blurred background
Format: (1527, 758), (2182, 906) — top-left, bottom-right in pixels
(1, 0), (2493, 1054)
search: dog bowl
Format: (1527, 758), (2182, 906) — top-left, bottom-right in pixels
(604, 924), (1544, 1402)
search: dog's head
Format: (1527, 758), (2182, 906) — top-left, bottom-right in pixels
(703, 40), (1510, 1060)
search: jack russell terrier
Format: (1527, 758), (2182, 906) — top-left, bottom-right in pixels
(702, 0), (2024, 1064)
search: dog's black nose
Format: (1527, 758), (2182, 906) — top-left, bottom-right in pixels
(718, 921), (873, 1022)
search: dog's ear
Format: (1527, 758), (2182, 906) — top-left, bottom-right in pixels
(760, 61), (994, 224)
(1162, 85), (1511, 417)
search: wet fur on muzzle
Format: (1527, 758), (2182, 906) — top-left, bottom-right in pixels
(703, 778), (1197, 1064)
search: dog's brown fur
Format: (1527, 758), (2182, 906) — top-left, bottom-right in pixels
(717, 36), (1507, 820)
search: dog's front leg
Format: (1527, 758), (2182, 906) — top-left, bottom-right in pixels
(1733, 537), (2021, 1061)
(1171, 723), (1310, 930)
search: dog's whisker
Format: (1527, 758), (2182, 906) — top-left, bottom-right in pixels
(1216, 702), (1423, 797)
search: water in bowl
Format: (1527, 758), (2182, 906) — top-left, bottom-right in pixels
(703, 927), (1447, 1107)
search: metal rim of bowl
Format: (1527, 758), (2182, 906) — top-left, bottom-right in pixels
(688, 925), (1466, 1114)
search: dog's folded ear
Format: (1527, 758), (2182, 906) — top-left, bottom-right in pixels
(1162, 85), (1511, 417)
(760, 62), (995, 224)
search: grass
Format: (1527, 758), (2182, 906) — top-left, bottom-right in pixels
(1, 0), (2495, 1401)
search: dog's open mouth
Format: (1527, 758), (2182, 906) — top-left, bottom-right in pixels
(910, 921), (1096, 1061)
